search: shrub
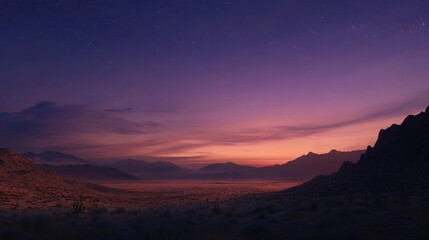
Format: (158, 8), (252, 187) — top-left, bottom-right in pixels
(149, 230), (174, 240)
(72, 200), (86, 214)
(91, 198), (100, 208)
(212, 203), (221, 215)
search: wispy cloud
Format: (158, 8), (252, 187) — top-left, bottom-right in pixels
(105, 107), (133, 113)
(0, 101), (159, 152)
(204, 91), (429, 145)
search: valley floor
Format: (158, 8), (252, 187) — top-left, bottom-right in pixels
(100, 180), (301, 206)
(0, 180), (301, 210)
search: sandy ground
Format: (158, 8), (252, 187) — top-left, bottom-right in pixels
(99, 180), (302, 206)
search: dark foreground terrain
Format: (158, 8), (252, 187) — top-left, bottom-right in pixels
(1, 107), (429, 239)
(1, 191), (428, 240)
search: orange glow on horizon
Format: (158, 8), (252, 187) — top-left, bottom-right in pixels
(128, 114), (409, 167)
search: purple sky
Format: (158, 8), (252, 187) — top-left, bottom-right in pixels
(1, 0), (429, 167)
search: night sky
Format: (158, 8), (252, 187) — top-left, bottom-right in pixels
(1, 0), (429, 167)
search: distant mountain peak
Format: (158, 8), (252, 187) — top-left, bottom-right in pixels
(225, 161), (237, 165)
(199, 161), (251, 173)
(37, 164), (139, 181)
(41, 150), (62, 154)
(22, 151), (89, 165)
(305, 150), (340, 156)
(110, 158), (183, 173)
(121, 158), (143, 162)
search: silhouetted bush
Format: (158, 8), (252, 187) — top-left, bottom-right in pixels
(91, 198), (100, 208)
(72, 200), (86, 214)
(211, 203), (221, 215)
(149, 229), (174, 240)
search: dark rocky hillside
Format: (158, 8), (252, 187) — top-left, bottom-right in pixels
(0, 148), (103, 209)
(290, 106), (429, 195)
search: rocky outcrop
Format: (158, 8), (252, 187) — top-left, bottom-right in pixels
(289, 106), (429, 195)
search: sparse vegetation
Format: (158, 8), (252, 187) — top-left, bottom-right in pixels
(91, 198), (100, 208)
(72, 199), (86, 214)
(211, 203), (222, 215)
(149, 230), (175, 240)
(1, 193), (429, 240)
